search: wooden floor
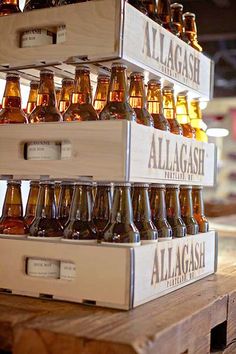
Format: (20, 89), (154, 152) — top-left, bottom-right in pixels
(1, 235), (236, 354)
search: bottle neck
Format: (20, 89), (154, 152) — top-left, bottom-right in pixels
(93, 187), (112, 218)
(36, 185), (57, 219)
(171, 8), (183, 35)
(37, 75), (57, 107)
(58, 185), (74, 218)
(2, 78), (22, 109)
(180, 189), (194, 217)
(143, 0), (157, 16)
(59, 82), (74, 113)
(73, 72), (92, 105)
(133, 187), (152, 222)
(192, 189), (204, 215)
(147, 83), (163, 114)
(129, 77), (146, 109)
(112, 187), (134, 223)
(163, 91), (176, 120)
(150, 188), (166, 218)
(184, 17), (197, 41)
(157, 0), (171, 24)
(25, 184), (39, 217)
(27, 86), (38, 114)
(166, 189), (181, 218)
(70, 185), (93, 221)
(176, 96), (190, 124)
(2, 183), (23, 218)
(93, 79), (109, 112)
(108, 68), (129, 103)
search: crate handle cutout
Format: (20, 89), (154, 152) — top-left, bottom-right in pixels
(19, 24), (66, 48)
(23, 140), (72, 161)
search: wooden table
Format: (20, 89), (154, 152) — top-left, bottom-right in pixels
(1, 235), (236, 354)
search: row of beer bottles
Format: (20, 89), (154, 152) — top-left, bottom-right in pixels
(0, 65), (208, 142)
(0, 180), (209, 245)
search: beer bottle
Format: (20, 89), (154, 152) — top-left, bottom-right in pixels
(157, 0), (178, 34)
(24, 0), (57, 11)
(63, 182), (97, 241)
(127, 0), (148, 15)
(59, 78), (74, 114)
(0, 181), (28, 236)
(129, 72), (154, 127)
(29, 181), (63, 239)
(58, 181), (74, 228)
(189, 98), (208, 143)
(176, 92), (196, 139)
(0, 0), (21, 15)
(24, 181), (39, 227)
(63, 66), (98, 122)
(192, 186), (209, 233)
(147, 79), (170, 131)
(93, 74), (110, 115)
(26, 80), (39, 115)
(171, 3), (189, 42)
(162, 86), (182, 135)
(0, 72), (28, 124)
(92, 183), (112, 238)
(29, 69), (63, 123)
(183, 12), (202, 52)
(100, 63), (136, 121)
(150, 184), (172, 240)
(180, 186), (199, 235)
(103, 183), (140, 245)
(166, 185), (186, 238)
(142, 0), (161, 24)
(132, 183), (158, 243)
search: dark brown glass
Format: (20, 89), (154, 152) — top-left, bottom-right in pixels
(162, 86), (182, 135)
(0, 181), (28, 235)
(29, 181), (63, 238)
(142, 0), (161, 24)
(24, 181), (39, 227)
(59, 78), (74, 114)
(93, 74), (110, 115)
(192, 186), (209, 233)
(92, 183), (112, 238)
(100, 63), (137, 121)
(63, 182), (97, 241)
(166, 185), (186, 238)
(150, 184), (172, 239)
(0, 72), (28, 124)
(63, 66), (98, 122)
(0, 0), (20, 15)
(24, 0), (57, 11)
(180, 186), (199, 235)
(132, 184), (158, 242)
(54, 182), (61, 209)
(157, 0), (178, 34)
(103, 183), (140, 244)
(127, 0), (148, 15)
(129, 73), (154, 127)
(26, 80), (39, 115)
(29, 69), (63, 123)
(147, 80), (170, 131)
(176, 92), (196, 139)
(183, 12), (202, 52)
(58, 181), (74, 228)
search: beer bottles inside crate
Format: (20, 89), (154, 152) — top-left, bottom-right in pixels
(147, 79), (170, 131)
(0, 181), (28, 235)
(179, 186), (199, 235)
(93, 74), (110, 115)
(183, 12), (202, 52)
(129, 72), (154, 127)
(59, 78), (74, 114)
(24, 181), (39, 227)
(0, 72), (28, 124)
(189, 98), (208, 143)
(63, 66), (98, 121)
(26, 80), (39, 115)
(176, 92), (196, 139)
(166, 185), (186, 238)
(0, 0), (21, 15)
(100, 63), (137, 121)
(24, 0), (57, 11)
(58, 181), (74, 227)
(162, 86), (182, 135)
(103, 183), (140, 245)
(92, 183), (112, 239)
(157, 0), (178, 34)
(192, 186), (209, 233)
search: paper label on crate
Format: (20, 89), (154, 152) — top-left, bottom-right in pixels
(21, 29), (54, 48)
(27, 258), (60, 279)
(60, 262), (76, 281)
(27, 142), (61, 160)
(61, 141), (72, 160)
(57, 25), (66, 44)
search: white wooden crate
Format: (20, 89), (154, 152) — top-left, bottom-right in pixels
(0, 231), (217, 310)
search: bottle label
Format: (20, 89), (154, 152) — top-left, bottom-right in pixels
(21, 29), (54, 48)
(61, 141), (72, 160)
(101, 242), (141, 247)
(27, 258), (60, 279)
(27, 142), (61, 160)
(57, 25), (66, 44)
(60, 262), (76, 281)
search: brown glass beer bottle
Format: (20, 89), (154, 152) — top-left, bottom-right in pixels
(162, 86), (182, 135)
(0, 181), (28, 235)
(29, 181), (63, 239)
(180, 186), (199, 235)
(147, 80), (170, 131)
(142, 0), (161, 24)
(129, 73), (154, 127)
(59, 78), (74, 114)
(92, 183), (112, 238)
(157, 0), (178, 34)
(176, 92), (196, 139)
(183, 12), (202, 52)
(192, 186), (209, 233)
(103, 183), (140, 245)
(0, 72), (28, 124)
(127, 0), (148, 15)
(171, 3), (189, 42)
(189, 99), (208, 143)
(132, 183), (158, 243)
(24, 0), (57, 11)
(150, 184), (172, 240)
(26, 80), (39, 115)
(24, 181), (39, 227)
(100, 63), (137, 121)
(29, 69), (63, 123)
(0, 0), (21, 15)
(63, 66), (98, 122)
(58, 181), (74, 228)
(63, 182), (97, 241)
(93, 74), (110, 115)
(166, 185), (186, 238)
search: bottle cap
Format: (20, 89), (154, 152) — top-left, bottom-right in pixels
(62, 78), (74, 84)
(148, 79), (161, 86)
(97, 73), (111, 80)
(171, 3), (183, 10)
(133, 183), (149, 188)
(183, 12), (196, 19)
(6, 71), (20, 79)
(114, 182), (131, 187)
(180, 185), (192, 190)
(192, 185), (203, 190)
(39, 180), (55, 186)
(96, 182), (112, 187)
(111, 62), (127, 70)
(130, 72), (144, 79)
(7, 180), (21, 185)
(40, 69), (54, 75)
(30, 80), (40, 87)
(75, 65), (90, 72)
(166, 184), (179, 189)
(151, 184), (166, 189)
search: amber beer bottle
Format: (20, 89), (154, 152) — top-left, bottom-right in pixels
(162, 86), (182, 135)
(142, 0), (161, 24)
(150, 184), (172, 240)
(63, 66), (98, 121)
(132, 184), (158, 243)
(0, 0), (21, 15)
(0, 72), (28, 124)
(147, 80), (170, 131)
(26, 80), (39, 115)
(171, 3), (189, 42)
(157, 0), (178, 34)
(192, 186), (209, 233)
(58, 181), (74, 227)
(24, 181), (39, 227)
(129, 73), (154, 127)
(93, 74), (110, 115)
(166, 185), (186, 238)
(29, 181), (63, 239)
(189, 99), (208, 143)
(176, 92), (196, 139)
(180, 186), (199, 235)
(0, 181), (28, 236)
(127, 0), (147, 15)
(92, 183), (112, 238)
(100, 63), (136, 121)
(183, 12), (202, 52)
(63, 182), (97, 241)
(103, 183), (140, 245)
(24, 0), (57, 11)
(59, 78), (74, 114)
